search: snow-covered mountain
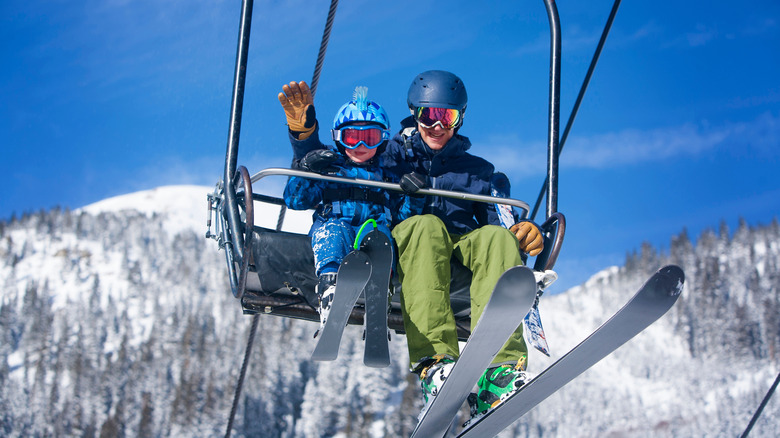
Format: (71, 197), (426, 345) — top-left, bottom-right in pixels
(1, 186), (778, 437)
(79, 185), (315, 235)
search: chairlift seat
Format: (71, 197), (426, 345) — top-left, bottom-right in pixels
(227, 170), (563, 341)
(241, 225), (475, 338)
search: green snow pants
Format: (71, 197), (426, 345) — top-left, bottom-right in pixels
(392, 214), (528, 371)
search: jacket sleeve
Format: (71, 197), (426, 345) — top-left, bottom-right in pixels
(475, 197), (502, 227)
(381, 136), (420, 225)
(283, 176), (322, 210)
(380, 133), (415, 178)
(289, 124), (328, 164)
(393, 193), (425, 224)
(472, 163), (503, 227)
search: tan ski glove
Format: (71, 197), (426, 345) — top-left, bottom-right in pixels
(278, 81), (316, 140)
(510, 221), (544, 256)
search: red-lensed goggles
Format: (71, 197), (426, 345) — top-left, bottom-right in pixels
(331, 125), (390, 149)
(414, 107), (463, 129)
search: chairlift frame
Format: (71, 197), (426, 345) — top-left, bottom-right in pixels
(208, 0), (575, 340)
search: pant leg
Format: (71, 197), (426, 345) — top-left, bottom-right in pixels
(453, 225), (529, 368)
(310, 218), (355, 276)
(392, 215), (460, 369)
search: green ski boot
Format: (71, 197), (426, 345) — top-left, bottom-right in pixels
(466, 361), (532, 425)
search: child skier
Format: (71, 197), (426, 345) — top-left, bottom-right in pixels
(280, 83), (419, 334)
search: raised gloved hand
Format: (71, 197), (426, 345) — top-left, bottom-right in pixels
(510, 221), (544, 256)
(278, 81), (316, 140)
(298, 149), (343, 174)
(399, 172), (429, 193)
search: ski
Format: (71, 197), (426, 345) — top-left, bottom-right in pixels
(361, 229), (395, 368)
(457, 265), (685, 438)
(310, 250), (371, 361)
(410, 266), (538, 438)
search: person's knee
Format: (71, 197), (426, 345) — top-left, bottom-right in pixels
(394, 215), (452, 260)
(478, 225), (516, 244)
(466, 225), (521, 262)
(400, 214), (447, 238)
(323, 218), (351, 232)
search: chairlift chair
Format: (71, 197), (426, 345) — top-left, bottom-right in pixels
(207, 0), (569, 341)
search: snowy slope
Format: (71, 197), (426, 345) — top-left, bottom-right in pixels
(2, 186), (778, 437)
(1, 185), (414, 437)
(516, 239), (780, 437)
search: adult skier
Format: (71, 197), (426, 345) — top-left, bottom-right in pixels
(383, 70), (544, 419)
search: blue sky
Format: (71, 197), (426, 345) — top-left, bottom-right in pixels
(2, 0), (779, 291)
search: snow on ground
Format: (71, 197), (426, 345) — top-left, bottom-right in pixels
(5, 185), (316, 364)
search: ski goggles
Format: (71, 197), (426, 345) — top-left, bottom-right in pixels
(414, 107), (463, 129)
(331, 125), (390, 149)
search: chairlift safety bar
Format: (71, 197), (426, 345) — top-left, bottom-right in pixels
(249, 168), (531, 218)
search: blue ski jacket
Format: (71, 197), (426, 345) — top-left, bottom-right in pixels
(380, 117), (502, 235)
(285, 128), (421, 227)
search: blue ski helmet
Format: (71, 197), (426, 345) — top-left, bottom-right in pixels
(332, 86), (391, 131)
(331, 87), (391, 159)
(407, 70), (468, 112)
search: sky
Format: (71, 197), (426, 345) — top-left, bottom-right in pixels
(2, 0), (779, 292)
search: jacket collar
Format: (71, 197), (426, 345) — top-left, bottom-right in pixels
(415, 131), (471, 160)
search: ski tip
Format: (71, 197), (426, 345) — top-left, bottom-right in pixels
(363, 358), (391, 368)
(311, 331), (341, 362)
(311, 352), (338, 361)
(342, 250), (371, 266)
(658, 265), (685, 297)
(361, 228), (392, 249)
(501, 265), (536, 283)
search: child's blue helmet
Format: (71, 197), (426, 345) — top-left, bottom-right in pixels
(332, 86), (391, 131)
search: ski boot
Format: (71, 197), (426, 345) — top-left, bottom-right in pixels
(314, 272), (337, 337)
(465, 360), (533, 426)
(417, 354), (456, 420)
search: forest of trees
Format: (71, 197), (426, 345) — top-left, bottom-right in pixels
(1, 209), (778, 437)
(623, 218), (780, 361)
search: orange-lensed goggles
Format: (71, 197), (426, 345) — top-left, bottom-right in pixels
(414, 107), (463, 129)
(331, 125), (390, 149)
